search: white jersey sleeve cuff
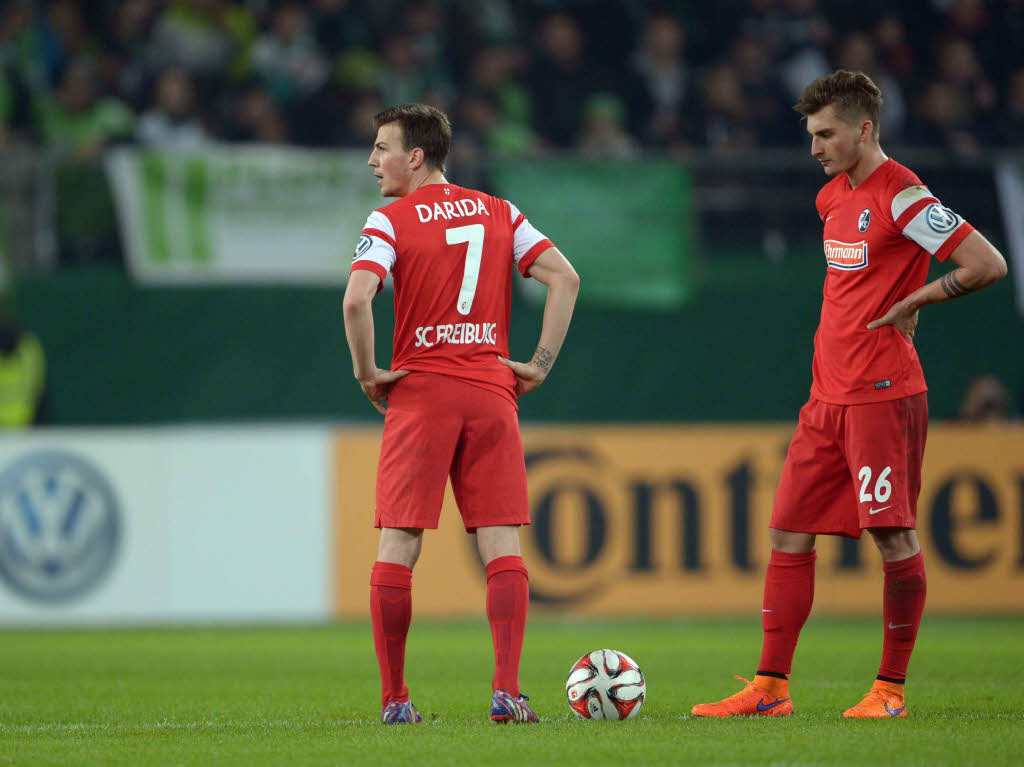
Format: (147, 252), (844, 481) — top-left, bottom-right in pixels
(507, 202), (549, 265)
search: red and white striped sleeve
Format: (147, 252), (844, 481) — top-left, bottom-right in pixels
(507, 201), (555, 276)
(890, 185), (975, 262)
(351, 209), (397, 285)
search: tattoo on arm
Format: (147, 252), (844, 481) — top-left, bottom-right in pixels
(940, 269), (973, 299)
(532, 346), (554, 373)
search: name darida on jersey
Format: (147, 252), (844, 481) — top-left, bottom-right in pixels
(824, 239), (869, 270)
(415, 322), (498, 347)
(415, 197), (491, 223)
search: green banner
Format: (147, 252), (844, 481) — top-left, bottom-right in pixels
(106, 147), (386, 284)
(491, 159), (694, 309)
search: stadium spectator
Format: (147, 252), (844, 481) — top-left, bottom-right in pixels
(137, 67), (209, 148)
(577, 93), (640, 160)
(376, 32), (431, 109)
(403, 2), (449, 79)
(0, 305), (45, 428)
(309, 0), (373, 55)
(459, 88), (535, 157)
(939, 0), (1005, 82)
(833, 32), (906, 143)
(997, 68), (1024, 146)
(741, 0), (832, 103)
(0, 71), (13, 146)
(338, 91), (384, 148)
(34, 56), (134, 159)
(0, 0), (1020, 153)
(37, 0), (93, 89)
(148, 0), (253, 79)
(625, 12), (697, 148)
(873, 15), (915, 80)
(726, 33), (799, 146)
(96, 0), (160, 111)
(0, 3), (37, 89)
(935, 37), (997, 131)
(251, 3), (328, 107)
(911, 82), (981, 155)
(464, 45), (534, 148)
(701, 63), (758, 151)
(958, 374), (1016, 423)
(527, 13), (593, 147)
(219, 81), (286, 143)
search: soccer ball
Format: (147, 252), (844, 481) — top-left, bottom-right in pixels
(565, 649), (646, 720)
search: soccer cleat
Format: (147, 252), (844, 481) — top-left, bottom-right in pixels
(691, 675), (794, 717)
(381, 700), (423, 724)
(843, 680), (907, 718)
(490, 689), (540, 723)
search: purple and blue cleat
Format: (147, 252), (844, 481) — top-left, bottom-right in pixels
(490, 689), (540, 723)
(381, 700), (423, 724)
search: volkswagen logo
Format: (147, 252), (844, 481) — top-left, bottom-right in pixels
(0, 451), (121, 603)
(925, 203), (959, 233)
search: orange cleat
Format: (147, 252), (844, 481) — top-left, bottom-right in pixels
(843, 679), (907, 718)
(691, 675), (793, 717)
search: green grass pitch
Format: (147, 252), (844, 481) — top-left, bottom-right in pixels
(1, 616), (1022, 766)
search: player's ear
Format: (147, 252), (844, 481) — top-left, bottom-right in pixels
(860, 120), (873, 144)
(409, 147), (425, 171)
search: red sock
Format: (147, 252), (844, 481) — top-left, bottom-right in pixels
(758, 549), (816, 676)
(370, 561), (412, 707)
(485, 555), (529, 697)
(878, 551), (927, 682)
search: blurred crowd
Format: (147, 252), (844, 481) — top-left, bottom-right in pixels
(1, 0), (1024, 163)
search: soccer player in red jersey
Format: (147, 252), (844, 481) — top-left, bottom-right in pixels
(342, 104), (579, 724)
(692, 70), (1007, 719)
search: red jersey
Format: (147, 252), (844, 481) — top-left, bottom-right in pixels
(811, 158), (974, 404)
(351, 183), (554, 406)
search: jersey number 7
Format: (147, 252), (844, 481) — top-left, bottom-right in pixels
(446, 224), (484, 315)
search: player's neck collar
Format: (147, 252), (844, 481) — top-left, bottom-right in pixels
(846, 152), (889, 190)
(410, 173), (449, 193)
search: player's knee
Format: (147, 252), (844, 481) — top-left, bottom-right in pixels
(377, 527), (424, 568)
(475, 524), (522, 564)
(868, 527), (919, 560)
(769, 527), (816, 553)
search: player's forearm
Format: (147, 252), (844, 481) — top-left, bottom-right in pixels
(532, 271), (579, 376)
(905, 262), (1005, 311)
(343, 298), (377, 381)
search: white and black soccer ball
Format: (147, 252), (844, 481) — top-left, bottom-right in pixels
(565, 649), (646, 720)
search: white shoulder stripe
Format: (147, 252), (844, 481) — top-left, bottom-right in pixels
(891, 185), (934, 222)
(365, 210), (395, 239)
(507, 200), (522, 224)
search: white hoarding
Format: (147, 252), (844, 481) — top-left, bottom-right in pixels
(0, 427), (331, 624)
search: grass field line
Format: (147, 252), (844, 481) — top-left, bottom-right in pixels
(2, 711), (1022, 735)
(0, 719), (370, 734)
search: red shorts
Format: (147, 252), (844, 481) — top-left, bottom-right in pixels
(771, 393), (928, 538)
(375, 372), (530, 533)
